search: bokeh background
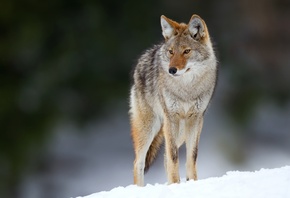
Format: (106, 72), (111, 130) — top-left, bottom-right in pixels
(1, 0), (290, 197)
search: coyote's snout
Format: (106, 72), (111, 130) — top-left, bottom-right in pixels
(129, 14), (217, 186)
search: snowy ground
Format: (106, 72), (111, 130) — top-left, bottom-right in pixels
(76, 166), (290, 198)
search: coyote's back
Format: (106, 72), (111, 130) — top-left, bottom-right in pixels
(129, 14), (217, 186)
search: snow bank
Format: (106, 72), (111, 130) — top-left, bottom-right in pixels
(76, 166), (290, 198)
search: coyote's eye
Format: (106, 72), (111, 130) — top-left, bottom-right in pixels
(183, 49), (191, 54)
(168, 49), (174, 55)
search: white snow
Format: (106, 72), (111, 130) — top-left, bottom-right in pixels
(76, 166), (290, 198)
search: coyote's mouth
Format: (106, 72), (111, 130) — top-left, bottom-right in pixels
(170, 68), (191, 77)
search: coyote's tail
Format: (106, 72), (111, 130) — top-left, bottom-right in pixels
(144, 129), (164, 173)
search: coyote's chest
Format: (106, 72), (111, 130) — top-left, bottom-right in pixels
(160, 73), (210, 117)
(162, 91), (203, 117)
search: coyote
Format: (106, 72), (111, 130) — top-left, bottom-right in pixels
(129, 14), (217, 186)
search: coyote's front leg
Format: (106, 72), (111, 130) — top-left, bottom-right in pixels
(185, 114), (204, 181)
(163, 114), (180, 184)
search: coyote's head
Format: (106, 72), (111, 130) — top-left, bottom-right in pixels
(160, 15), (213, 77)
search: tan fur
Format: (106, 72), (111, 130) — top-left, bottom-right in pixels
(144, 128), (163, 173)
(130, 14), (217, 186)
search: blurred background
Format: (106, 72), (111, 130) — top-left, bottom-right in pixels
(1, 0), (290, 197)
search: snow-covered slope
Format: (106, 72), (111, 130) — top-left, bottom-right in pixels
(76, 166), (290, 198)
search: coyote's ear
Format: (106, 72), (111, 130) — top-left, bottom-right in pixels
(188, 15), (208, 41)
(160, 15), (177, 40)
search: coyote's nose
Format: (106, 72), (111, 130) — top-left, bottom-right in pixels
(169, 67), (177, 75)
